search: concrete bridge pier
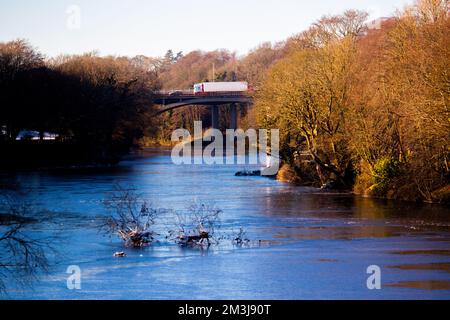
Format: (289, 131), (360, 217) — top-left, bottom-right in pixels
(211, 104), (238, 130)
(230, 103), (237, 130)
(211, 105), (220, 130)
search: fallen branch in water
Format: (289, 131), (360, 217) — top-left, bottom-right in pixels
(102, 190), (252, 250)
(177, 231), (211, 246)
(232, 227), (250, 246)
(103, 185), (159, 247)
(168, 202), (222, 247)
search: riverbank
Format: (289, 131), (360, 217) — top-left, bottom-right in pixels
(138, 136), (176, 148)
(276, 163), (450, 205)
(0, 141), (123, 171)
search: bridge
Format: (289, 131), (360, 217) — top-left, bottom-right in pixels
(153, 91), (253, 130)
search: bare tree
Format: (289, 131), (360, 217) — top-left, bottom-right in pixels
(168, 202), (222, 247)
(103, 186), (159, 247)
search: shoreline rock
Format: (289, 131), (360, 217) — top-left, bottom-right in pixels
(235, 170), (261, 177)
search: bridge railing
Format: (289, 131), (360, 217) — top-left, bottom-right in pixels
(155, 91), (251, 99)
(155, 89), (193, 96)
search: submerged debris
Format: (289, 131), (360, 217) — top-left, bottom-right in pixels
(118, 228), (154, 247)
(235, 170), (261, 177)
(102, 190), (257, 250)
(113, 251), (126, 257)
(103, 186), (158, 247)
(169, 202), (221, 248)
(232, 227), (250, 246)
(177, 231), (210, 247)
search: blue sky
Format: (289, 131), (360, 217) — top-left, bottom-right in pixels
(0, 0), (414, 58)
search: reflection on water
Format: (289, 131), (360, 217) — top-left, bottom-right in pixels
(388, 263), (450, 273)
(386, 281), (450, 290)
(389, 250), (450, 256)
(0, 148), (450, 299)
(272, 225), (410, 240)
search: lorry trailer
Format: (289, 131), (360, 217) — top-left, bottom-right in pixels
(193, 82), (248, 95)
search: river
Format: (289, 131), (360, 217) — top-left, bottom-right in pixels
(1, 147), (450, 299)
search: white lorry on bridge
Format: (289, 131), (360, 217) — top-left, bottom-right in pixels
(193, 82), (248, 95)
